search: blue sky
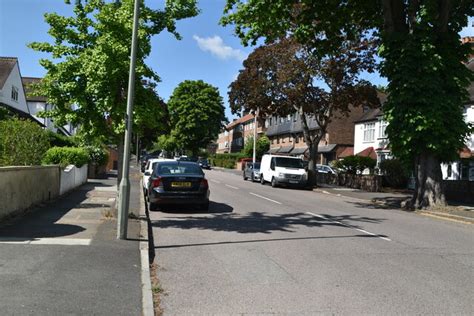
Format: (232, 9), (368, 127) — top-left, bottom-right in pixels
(1, 0), (473, 120)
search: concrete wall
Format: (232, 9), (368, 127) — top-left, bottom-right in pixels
(0, 165), (60, 220)
(59, 164), (88, 195)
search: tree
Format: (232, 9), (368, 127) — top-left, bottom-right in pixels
(243, 135), (270, 159)
(163, 80), (226, 156)
(229, 38), (379, 185)
(221, 0), (473, 208)
(29, 0), (198, 182)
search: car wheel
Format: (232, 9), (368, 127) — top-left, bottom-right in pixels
(260, 176), (265, 185)
(243, 172), (248, 181)
(201, 201), (209, 211)
(251, 172), (256, 182)
(271, 177), (278, 188)
(148, 202), (158, 211)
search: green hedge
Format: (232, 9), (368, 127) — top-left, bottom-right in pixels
(333, 155), (376, 174)
(379, 158), (410, 188)
(0, 118), (49, 166)
(209, 153), (247, 169)
(42, 147), (90, 167)
(85, 145), (109, 166)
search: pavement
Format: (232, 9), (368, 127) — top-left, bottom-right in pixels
(214, 166), (474, 224)
(0, 164), (151, 315)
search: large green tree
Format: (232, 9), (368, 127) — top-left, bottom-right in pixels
(222, 0), (473, 208)
(229, 38), (379, 185)
(29, 0), (198, 182)
(162, 80), (226, 156)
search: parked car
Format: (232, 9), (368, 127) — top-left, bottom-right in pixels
(198, 158), (211, 170)
(243, 162), (261, 182)
(142, 158), (173, 196)
(146, 161), (210, 211)
(140, 154), (159, 172)
(260, 154), (307, 188)
(316, 164), (337, 175)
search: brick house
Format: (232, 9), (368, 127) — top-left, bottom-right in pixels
(216, 113), (266, 153)
(265, 104), (365, 164)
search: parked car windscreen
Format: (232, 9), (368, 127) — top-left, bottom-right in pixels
(253, 163), (261, 169)
(154, 162), (203, 176)
(275, 157), (304, 168)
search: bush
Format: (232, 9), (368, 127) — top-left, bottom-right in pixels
(209, 153), (246, 168)
(243, 135), (270, 159)
(379, 158), (410, 188)
(85, 146), (109, 166)
(0, 118), (49, 166)
(333, 155), (376, 174)
(42, 147), (90, 167)
(45, 130), (77, 147)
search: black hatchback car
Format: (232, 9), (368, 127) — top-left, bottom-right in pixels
(146, 161), (210, 211)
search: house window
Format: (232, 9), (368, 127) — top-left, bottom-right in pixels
(363, 122), (376, 142)
(224, 141), (229, 148)
(378, 120), (388, 138)
(11, 86), (19, 101)
(277, 137), (280, 144)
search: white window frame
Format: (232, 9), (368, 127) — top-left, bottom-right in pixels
(378, 119), (388, 139)
(11, 86), (19, 102)
(363, 122), (376, 142)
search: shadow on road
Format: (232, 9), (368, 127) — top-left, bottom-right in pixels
(155, 234), (380, 249)
(151, 211), (385, 234)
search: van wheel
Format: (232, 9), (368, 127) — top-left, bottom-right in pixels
(271, 177), (278, 188)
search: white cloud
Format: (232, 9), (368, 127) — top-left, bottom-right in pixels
(193, 35), (247, 61)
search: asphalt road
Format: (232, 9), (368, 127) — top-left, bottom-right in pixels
(150, 169), (473, 315)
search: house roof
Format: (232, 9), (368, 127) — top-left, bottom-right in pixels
(290, 147), (308, 155)
(226, 113), (255, 130)
(467, 60), (474, 103)
(318, 144), (338, 153)
(356, 146), (377, 159)
(354, 107), (383, 123)
(459, 146), (472, 159)
(278, 145), (294, 153)
(338, 147), (354, 158)
(22, 77), (47, 102)
(0, 57), (17, 89)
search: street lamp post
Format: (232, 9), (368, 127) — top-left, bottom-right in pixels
(117, 0), (140, 240)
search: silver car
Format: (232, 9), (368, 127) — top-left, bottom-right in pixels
(243, 162), (261, 182)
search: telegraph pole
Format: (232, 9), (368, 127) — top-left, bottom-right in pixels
(117, 0), (140, 240)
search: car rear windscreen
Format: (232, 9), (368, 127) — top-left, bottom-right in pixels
(156, 163), (203, 175)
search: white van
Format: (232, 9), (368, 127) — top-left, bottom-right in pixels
(260, 154), (308, 188)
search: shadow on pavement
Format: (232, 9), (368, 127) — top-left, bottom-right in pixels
(349, 197), (407, 210)
(0, 187), (90, 239)
(151, 211), (384, 234)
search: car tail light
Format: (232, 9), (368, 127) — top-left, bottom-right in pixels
(151, 177), (163, 188)
(200, 178), (208, 189)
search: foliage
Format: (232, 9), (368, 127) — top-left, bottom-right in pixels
(221, 0), (474, 207)
(228, 37), (379, 185)
(333, 155), (376, 175)
(42, 146), (89, 168)
(242, 135), (270, 159)
(209, 153), (246, 169)
(379, 158), (410, 188)
(29, 0), (198, 143)
(0, 118), (50, 166)
(45, 130), (78, 147)
(165, 80), (226, 155)
(85, 145), (109, 166)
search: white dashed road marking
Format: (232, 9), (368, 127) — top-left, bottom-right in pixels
(249, 192), (282, 205)
(210, 179), (221, 184)
(225, 184), (239, 190)
(306, 212), (391, 241)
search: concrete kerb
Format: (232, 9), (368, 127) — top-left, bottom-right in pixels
(138, 180), (154, 316)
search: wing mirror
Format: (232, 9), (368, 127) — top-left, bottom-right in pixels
(144, 171), (151, 176)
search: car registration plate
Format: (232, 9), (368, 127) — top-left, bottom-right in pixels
(171, 181), (191, 188)
(289, 180), (299, 184)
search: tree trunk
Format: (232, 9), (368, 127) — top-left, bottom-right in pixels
(411, 152), (446, 209)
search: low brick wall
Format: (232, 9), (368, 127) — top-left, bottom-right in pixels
(317, 173), (382, 192)
(443, 180), (474, 204)
(0, 165), (60, 221)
